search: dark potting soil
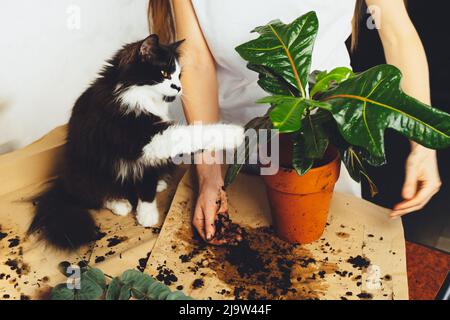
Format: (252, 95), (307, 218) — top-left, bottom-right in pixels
(137, 252), (151, 272)
(212, 214), (243, 246)
(177, 221), (338, 300)
(347, 255), (371, 269)
(4, 257), (30, 277)
(192, 278), (204, 289)
(156, 264), (178, 286)
(7, 237), (20, 248)
(94, 256), (105, 263)
(106, 236), (128, 248)
(357, 292), (374, 300)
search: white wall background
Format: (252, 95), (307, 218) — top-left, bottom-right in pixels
(0, 0), (176, 153)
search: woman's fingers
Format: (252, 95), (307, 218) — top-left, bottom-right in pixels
(401, 159), (419, 200)
(392, 145), (441, 218)
(391, 184), (438, 217)
(204, 202), (217, 241)
(192, 203), (206, 241)
(218, 188), (228, 214)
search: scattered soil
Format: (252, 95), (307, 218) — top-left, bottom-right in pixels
(212, 214), (243, 246)
(357, 292), (373, 300)
(4, 258), (30, 276)
(8, 236), (20, 248)
(156, 264), (178, 286)
(95, 228), (107, 241)
(347, 255), (371, 269)
(137, 252), (152, 272)
(177, 223), (337, 300)
(192, 278), (204, 289)
(106, 236), (128, 247)
(94, 256), (105, 263)
(336, 232), (350, 239)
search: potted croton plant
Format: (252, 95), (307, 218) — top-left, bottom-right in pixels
(225, 11), (450, 244)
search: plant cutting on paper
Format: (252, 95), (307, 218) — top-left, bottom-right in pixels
(225, 11), (450, 243)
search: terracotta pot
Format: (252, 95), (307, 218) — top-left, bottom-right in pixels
(263, 147), (341, 244)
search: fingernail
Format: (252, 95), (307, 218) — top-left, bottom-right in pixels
(206, 234), (212, 241)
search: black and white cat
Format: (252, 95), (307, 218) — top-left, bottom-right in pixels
(28, 35), (244, 249)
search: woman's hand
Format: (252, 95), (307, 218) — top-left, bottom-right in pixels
(192, 161), (229, 244)
(391, 144), (441, 218)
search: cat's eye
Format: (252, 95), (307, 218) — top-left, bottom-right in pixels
(161, 70), (170, 78)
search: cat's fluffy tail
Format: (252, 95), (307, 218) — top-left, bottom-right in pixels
(28, 179), (98, 250)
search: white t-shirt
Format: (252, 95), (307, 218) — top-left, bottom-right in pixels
(191, 0), (361, 196)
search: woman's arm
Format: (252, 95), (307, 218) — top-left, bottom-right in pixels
(366, 0), (441, 217)
(172, 0), (219, 123)
(172, 0), (228, 242)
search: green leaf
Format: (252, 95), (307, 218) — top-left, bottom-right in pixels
(292, 133), (314, 175)
(321, 65), (450, 158)
(106, 278), (122, 300)
(248, 64), (298, 96)
(224, 115), (273, 188)
(308, 70), (325, 89)
(121, 269), (144, 285)
(302, 114), (329, 159)
(83, 268), (106, 290)
(50, 284), (76, 300)
(236, 11), (319, 98)
(303, 99), (332, 111)
(119, 284), (132, 300)
(157, 290), (172, 300)
(166, 291), (189, 301)
(310, 67), (354, 98)
(146, 281), (171, 300)
(131, 274), (155, 300)
(257, 96), (308, 133)
(291, 112), (331, 175)
(341, 147), (378, 197)
(77, 277), (104, 300)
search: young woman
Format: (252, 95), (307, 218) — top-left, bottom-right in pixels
(149, 0), (441, 243)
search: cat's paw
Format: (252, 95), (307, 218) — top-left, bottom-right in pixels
(105, 199), (132, 217)
(136, 200), (162, 227)
(203, 124), (245, 151)
(223, 124), (245, 149)
(156, 180), (168, 192)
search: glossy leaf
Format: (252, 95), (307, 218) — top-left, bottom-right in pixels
(105, 278), (122, 300)
(83, 268), (106, 290)
(224, 115), (273, 188)
(310, 67), (354, 98)
(257, 96), (308, 133)
(292, 133), (314, 175)
(118, 284), (132, 300)
(341, 147), (378, 197)
(236, 11), (319, 98)
(302, 114), (329, 159)
(146, 281), (170, 300)
(321, 65), (450, 158)
(50, 284), (76, 300)
(248, 64), (298, 96)
(76, 277), (104, 300)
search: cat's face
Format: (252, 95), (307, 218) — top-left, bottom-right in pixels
(116, 35), (184, 100)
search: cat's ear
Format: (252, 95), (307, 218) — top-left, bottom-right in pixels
(170, 39), (185, 52)
(140, 34), (160, 58)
